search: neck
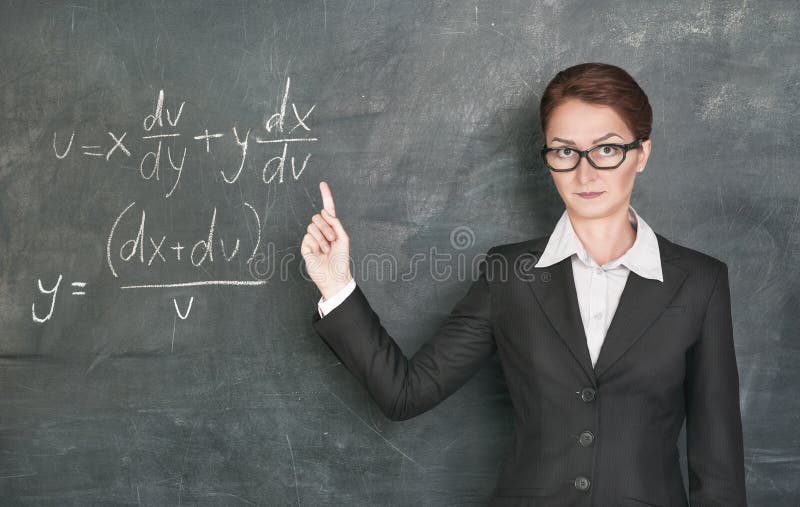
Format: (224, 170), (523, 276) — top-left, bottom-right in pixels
(567, 205), (637, 266)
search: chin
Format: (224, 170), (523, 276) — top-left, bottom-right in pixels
(567, 198), (614, 218)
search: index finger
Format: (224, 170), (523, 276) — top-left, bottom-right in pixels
(320, 181), (336, 217)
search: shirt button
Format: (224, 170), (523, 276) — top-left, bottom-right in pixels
(574, 476), (591, 491)
(595, 267), (604, 275)
(593, 312), (603, 320)
(580, 387), (596, 402)
(578, 430), (595, 447)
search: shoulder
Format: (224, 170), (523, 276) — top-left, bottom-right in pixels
(655, 232), (729, 290)
(657, 233), (726, 268)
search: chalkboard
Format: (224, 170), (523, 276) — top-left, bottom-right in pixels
(2, 1), (797, 505)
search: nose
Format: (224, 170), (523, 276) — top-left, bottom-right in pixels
(575, 154), (597, 184)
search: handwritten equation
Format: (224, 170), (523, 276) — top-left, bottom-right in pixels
(34, 77), (317, 325)
(51, 76), (316, 198)
(31, 273), (267, 324)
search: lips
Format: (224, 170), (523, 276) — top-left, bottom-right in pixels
(577, 192), (604, 198)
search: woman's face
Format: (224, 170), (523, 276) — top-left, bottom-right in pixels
(544, 98), (651, 222)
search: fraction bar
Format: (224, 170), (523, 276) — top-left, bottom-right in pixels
(120, 280), (268, 289)
(255, 137), (318, 143)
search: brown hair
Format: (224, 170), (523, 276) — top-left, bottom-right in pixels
(540, 63), (652, 141)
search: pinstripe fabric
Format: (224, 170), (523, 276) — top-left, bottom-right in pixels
(311, 232), (746, 506)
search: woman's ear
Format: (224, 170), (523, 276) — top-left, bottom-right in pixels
(637, 138), (652, 172)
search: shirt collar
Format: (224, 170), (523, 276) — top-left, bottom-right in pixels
(533, 205), (664, 282)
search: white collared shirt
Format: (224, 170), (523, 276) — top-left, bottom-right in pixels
(317, 205), (663, 370)
(534, 205), (663, 367)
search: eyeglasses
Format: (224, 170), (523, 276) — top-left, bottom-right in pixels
(540, 137), (648, 172)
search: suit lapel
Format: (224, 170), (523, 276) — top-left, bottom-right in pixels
(524, 242), (598, 385)
(524, 233), (688, 385)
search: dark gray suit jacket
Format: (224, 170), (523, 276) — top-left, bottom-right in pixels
(311, 233), (747, 506)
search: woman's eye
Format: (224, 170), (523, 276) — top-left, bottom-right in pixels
(598, 145), (620, 156)
(557, 148), (573, 157)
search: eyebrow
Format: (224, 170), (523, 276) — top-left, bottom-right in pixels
(551, 133), (623, 145)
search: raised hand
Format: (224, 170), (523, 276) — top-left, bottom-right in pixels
(301, 181), (353, 300)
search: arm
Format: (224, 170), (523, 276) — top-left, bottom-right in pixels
(684, 262), (747, 506)
(311, 249), (497, 421)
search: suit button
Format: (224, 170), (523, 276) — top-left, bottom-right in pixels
(574, 476), (591, 491)
(578, 430), (595, 447)
(580, 387), (596, 402)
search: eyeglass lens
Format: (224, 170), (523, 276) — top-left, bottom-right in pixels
(545, 145), (626, 170)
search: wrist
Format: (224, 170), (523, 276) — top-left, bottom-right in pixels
(320, 275), (354, 300)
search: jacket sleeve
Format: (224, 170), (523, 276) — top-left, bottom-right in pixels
(311, 248), (497, 421)
(684, 261), (747, 506)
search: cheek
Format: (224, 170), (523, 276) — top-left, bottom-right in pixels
(617, 170), (639, 190)
(554, 174), (582, 198)
(550, 173), (571, 192)
(603, 167), (637, 192)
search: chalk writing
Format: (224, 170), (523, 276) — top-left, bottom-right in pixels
(105, 201), (262, 277)
(173, 297), (194, 319)
(51, 76), (317, 198)
(31, 274), (63, 323)
(35, 77), (315, 325)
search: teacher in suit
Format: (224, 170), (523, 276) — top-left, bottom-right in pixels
(301, 62), (747, 506)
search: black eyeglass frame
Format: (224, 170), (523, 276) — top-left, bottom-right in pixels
(540, 136), (648, 172)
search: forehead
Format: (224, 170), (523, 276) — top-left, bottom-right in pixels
(546, 99), (631, 140)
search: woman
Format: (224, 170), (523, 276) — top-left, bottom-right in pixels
(301, 63), (747, 507)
